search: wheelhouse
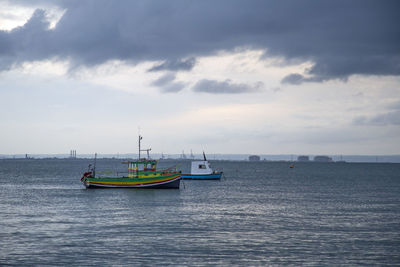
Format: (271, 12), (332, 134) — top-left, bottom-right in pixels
(126, 160), (157, 178)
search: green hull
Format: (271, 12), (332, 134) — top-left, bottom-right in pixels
(82, 173), (181, 189)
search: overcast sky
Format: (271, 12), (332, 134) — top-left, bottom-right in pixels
(0, 0), (399, 156)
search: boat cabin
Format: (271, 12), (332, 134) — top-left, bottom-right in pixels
(190, 160), (213, 175)
(126, 160), (157, 177)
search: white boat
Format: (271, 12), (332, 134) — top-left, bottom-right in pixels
(181, 152), (222, 180)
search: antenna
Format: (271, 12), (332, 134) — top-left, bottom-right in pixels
(137, 126), (141, 159)
(145, 148), (151, 159)
(138, 135), (142, 159)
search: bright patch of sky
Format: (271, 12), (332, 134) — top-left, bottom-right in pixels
(0, 1), (64, 30)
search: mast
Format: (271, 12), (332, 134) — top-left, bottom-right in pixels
(138, 135), (151, 160)
(138, 135), (142, 160)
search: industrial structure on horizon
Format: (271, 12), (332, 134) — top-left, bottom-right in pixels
(249, 155), (261, 161)
(297, 155), (333, 162)
(69, 150), (77, 159)
(297, 155), (310, 162)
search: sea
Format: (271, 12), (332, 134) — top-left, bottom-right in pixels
(1, 159), (399, 266)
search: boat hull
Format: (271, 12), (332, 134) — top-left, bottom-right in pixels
(181, 172), (222, 180)
(83, 174), (181, 189)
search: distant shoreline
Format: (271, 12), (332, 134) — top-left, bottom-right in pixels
(1, 155), (400, 163)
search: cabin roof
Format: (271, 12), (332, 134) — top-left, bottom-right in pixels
(191, 160), (208, 164)
(122, 160), (157, 165)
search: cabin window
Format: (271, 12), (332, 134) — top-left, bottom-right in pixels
(138, 164), (144, 171)
(199, 164), (206, 169)
(129, 163), (137, 170)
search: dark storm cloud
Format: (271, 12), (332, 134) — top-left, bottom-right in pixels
(161, 82), (185, 93)
(192, 79), (263, 94)
(148, 58), (196, 72)
(1, 0), (400, 83)
(281, 74), (305, 85)
(151, 73), (176, 87)
(150, 73), (185, 93)
(281, 73), (333, 84)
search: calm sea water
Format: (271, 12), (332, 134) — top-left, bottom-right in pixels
(1, 159), (399, 266)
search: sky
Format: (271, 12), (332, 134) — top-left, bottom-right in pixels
(0, 0), (399, 156)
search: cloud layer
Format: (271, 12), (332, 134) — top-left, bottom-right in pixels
(150, 73), (185, 93)
(192, 79), (263, 94)
(1, 0), (399, 83)
(353, 101), (400, 126)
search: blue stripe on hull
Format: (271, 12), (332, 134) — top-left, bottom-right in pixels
(181, 173), (222, 180)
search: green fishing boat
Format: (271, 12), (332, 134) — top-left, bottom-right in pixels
(80, 136), (181, 189)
